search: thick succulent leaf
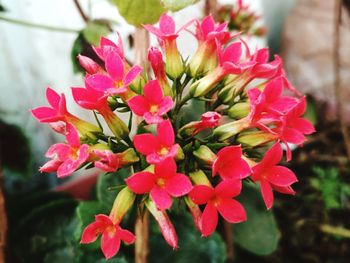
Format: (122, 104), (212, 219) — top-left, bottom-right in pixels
(234, 183), (280, 255)
(111, 0), (166, 26)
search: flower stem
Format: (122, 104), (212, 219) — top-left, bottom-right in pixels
(135, 211), (149, 263)
(0, 15), (80, 33)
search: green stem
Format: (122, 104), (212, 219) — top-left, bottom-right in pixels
(0, 15), (80, 33)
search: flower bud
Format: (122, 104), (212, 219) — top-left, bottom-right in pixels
(228, 102), (250, 119)
(193, 145), (217, 166)
(109, 187), (136, 224)
(213, 118), (250, 141)
(77, 54), (102, 74)
(99, 108), (129, 141)
(188, 41), (218, 77)
(190, 67), (225, 97)
(189, 170), (212, 186)
(237, 130), (276, 147)
(146, 199), (178, 249)
(218, 73), (251, 104)
(184, 197), (202, 231)
(164, 38), (184, 79)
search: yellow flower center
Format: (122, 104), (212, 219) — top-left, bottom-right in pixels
(156, 178), (166, 187)
(158, 147), (169, 156)
(150, 104), (159, 113)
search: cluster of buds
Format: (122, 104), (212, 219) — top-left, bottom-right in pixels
(32, 13), (314, 259)
(217, 0), (267, 36)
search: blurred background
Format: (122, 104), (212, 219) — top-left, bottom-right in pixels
(0, 0), (350, 262)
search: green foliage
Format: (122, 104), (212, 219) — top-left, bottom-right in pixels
(161, 0), (200, 11)
(0, 119), (32, 177)
(311, 166), (350, 210)
(234, 183), (280, 255)
(83, 21), (110, 46)
(0, 4), (6, 12)
(304, 96), (317, 126)
(149, 212), (227, 263)
(111, 0), (166, 26)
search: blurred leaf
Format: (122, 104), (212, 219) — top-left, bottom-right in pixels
(97, 168), (131, 209)
(71, 33), (85, 73)
(234, 183), (280, 255)
(111, 0), (166, 26)
(0, 4), (6, 12)
(179, 99), (205, 126)
(304, 96), (317, 126)
(161, 0), (199, 11)
(0, 119), (32, 177)
(83, 20), (110, 45)
(149, 212), (227, 263)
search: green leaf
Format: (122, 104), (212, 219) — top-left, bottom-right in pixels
(97, 168), (131, 209)
(234, 183), (280, 255)
(71, 33), (85, 73)
(0, 4), (6, 12)
(111, 0), (166, 26)
(82, 20), (110, 45)
(149, 212), (227, 263)
(161, 0), (199, 11)
(0, 119), (32, 177)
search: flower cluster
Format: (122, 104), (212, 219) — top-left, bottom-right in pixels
(32, 13), (314, 259)
(217, 0), (266, 36)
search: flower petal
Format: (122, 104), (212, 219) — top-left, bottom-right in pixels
(124, 65), (142, 86)
(46, 87), (60, 109)
(260, 180), (274, 210)
(222, 42), (242, 64)
(133, 133), (160, 155)
(105, 51), (124, 81)
(150, 186), (172, 210)
(101, 231), (121, 260)
(118, 228), (136, 244)
(65, 123), (80, 147)
(31, 107), (60, 122)
(39, 159), (61, 173)
(165, 173), (193, 197)
(157, 96), (174, 115)
(143, 112), (164, 124)
(86, 74), (114, 92)
(144, 80), (163, 104)
(157, 120), (174, 147)
(57, 159), (81, 178)
(80, 221), (106, 244)
(128, 95), (150, 116)
(217, 198), (247, 223)
(125, 172), (155, 194)
(268, 166), (298, 186)
(159, 14), (175, 35)
(155, 157), (177, 178)
(189, 185), (215, 205)
(215, 179), (242, 198)
(201, 203), (218, 237)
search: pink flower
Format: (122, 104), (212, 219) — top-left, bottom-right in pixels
(144, 14), (191, 79)
(133, 120), (179, 164)
(128, 80), (174, 124)
(189, 179), (246, 237)
(126, 158), (192, 210)
(93, 148), (139, 172)
(93, 34), (124, 61)
(40, 123), (89, 177)
(31, 87), (101, 136)
(194, 111), (222, 133)
(251, 143), (298, 209)
(212, 145), (251, 180)
(194, 15), (230, 44)
(81, 214), (135, 259)
(86, 50), (142, 96)
(31, 87), (70, 123)
(72, 83), (129, 140)
(190, 41), (254, 97)
(148, 47), (172, 96)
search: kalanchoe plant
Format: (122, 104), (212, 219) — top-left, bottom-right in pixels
(32, 13), (315, 260)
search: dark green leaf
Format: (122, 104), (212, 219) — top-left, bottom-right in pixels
(234, 183), (280, 255)
(82, 20), (110, 45)
(0, 119), (32, 177)
(149, 212), (227, 263)
(111, 0), (166, 26)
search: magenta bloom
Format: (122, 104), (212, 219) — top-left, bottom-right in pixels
(32, 87), (70, 123)
(251, 143), (298, 209)
(93, 150), (124, 172)
(133, 120), (179, 164)
(93, 34), (124, 61)
(86, 50), (142, 96)
(189, 179), (247, 237)
(40, 123), (89, 177)
(194, 111), (221, 133)
(128, 80), (174, 124)
(212, 145), (251, 180)
(126, 158), (193, 210)
(144, 13), (180, 41)
(194, 15), (230, 44)
(81, 214), (135, 259)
